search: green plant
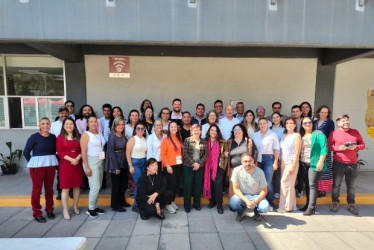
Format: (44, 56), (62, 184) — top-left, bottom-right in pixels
(0, 141), (23, 166)
(357, 152), (368, 169)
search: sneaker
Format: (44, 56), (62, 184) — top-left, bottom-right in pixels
(132, 206), (139, 213)
(235, 213), (244, 222)
(166, 204), (176, 214)
(171, 201), (179, 210)
(297, 191), (304, 198)
(253, 213), (262, 222)
(274, 193), (280, 199)
(86, 209), (98, 218)
(347, 204), (359, 215)
(94, 207), (106, 215)
(330, 202), (340, 213)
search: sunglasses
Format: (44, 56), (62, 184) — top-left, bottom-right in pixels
(302, 121), (312, 125)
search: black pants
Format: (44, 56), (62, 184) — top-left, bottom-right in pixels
(138, 190), (173, 217)
(299, 162), (323, 208)
(297, 162), (304, 193)
(332, 162), (358, 204)
(210, 168), (224, 204)
(165, 164), (182, 203)
(110, 170), (126, 209)
(272, 159), (281, 194)
(299, 162), (310, 204)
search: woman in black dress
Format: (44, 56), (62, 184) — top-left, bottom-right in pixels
(136, 158), (173, 220)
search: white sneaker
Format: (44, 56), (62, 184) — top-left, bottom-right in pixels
(274, 193), (280, 199)
(297, 191), (304, 198)
(166, 204), (176, 214)
(171, 201), (179, 210)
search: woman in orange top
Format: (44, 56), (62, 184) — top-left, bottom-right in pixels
(160, 121), (183, 214)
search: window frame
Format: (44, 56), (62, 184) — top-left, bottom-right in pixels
(0, 55), (66, 130)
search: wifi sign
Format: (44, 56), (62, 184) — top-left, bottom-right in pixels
(109, 56), (130, 78)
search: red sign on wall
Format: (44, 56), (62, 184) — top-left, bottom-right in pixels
(109, 56), (130, 78)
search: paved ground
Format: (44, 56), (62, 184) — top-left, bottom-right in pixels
(1, 204), (374, 250)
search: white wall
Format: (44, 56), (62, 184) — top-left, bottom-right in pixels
(85, 56), (317, 118)
(334, 59), (374, 171)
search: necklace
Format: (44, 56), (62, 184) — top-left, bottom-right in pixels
(148, 174), (155, 186)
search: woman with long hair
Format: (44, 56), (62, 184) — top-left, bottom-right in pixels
(278, 117), (302, 213)
(298, 117), (328, 215)
(182, 124), (208, 213)
(24, 117), (59, 223)
(226, 123), (255, 198)
(201, 110), (220, 139)
(314, 105), (335, 197)
(141, 106), (155, 135)
(125, 109), (140, 139)
(106, 117), (128, 212)
(109, 106), (124, 130)
(126, 122), (148, 213)
(242, 110), (258, 138)
(300, 101), (313, 119)
(203, 124), (228, 214)
(57, 117), (83, 220)
(160, 121), (184, 214)
(158, 107), (171, 133)
(80, 116), (106, 218)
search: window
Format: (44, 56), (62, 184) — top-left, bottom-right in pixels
(1, 56), (65, 129)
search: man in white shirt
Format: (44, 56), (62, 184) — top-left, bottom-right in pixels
(219, 105), (240, 140)
(229, 153), (270, 222)
(99, 103), (112, 142)
(50, 106), (69, 136)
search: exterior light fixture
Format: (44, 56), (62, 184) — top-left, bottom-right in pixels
(269, 0), (278, 11)
(356, 0), (365, 11)
(188, 0), (197, 8)
(106, 0), (115, 7)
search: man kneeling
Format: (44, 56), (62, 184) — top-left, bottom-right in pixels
(229, 153), (270, 222)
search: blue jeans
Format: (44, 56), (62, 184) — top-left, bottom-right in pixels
(131, 157), (146, 207)
(229, 194), (270, 215)
(258, 154), (275, 206)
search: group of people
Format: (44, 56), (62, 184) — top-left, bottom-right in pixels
(23, 98), (365, 223)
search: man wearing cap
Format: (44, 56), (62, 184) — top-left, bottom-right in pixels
(328, 114), (365, 215)
(50, 106), (69, 137)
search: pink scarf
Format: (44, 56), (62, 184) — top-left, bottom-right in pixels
(203, 140), (220, 199)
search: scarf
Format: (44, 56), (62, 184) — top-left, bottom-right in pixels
(203, 140), (220, 199)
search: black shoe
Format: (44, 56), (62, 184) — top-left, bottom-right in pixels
(318, 191), (326, 197)
(298, 205), (308, 212)
(236, 213), (244, 222)
(47, 212), (55, 219)
(229, 207), (235, 212)
(156, 213), (165, 220)
(185, 207), (191, 213)
(86, 209), (98, 218)
(113, 207), (127, 212)
(132, 206), (139, 213)
(217, 204), (224, 214)
(208, 201), (217, 208)
(56, 193), (61, 200)
(303, 207), (315, 216)
(35, 216), (47, 223)
(94, 208), (106, 215)
(253, 213), (262, 222)
(69, 190), (73, 199)
(193, 205), (201, 211)
(140, 214), (149, 220)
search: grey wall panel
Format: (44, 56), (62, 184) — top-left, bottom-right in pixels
(0, 0), (374, 47)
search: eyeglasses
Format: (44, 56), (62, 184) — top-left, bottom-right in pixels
(162, 112), (170, 115)
(233, 128), (242, 132)
(136, 127), (145, 131)
(302, 121), (312, 125)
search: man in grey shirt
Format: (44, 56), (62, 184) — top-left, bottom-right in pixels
(229, 153), (270, 222)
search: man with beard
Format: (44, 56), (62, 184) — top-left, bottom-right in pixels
(328, 114), (365, 215)
(170, 98), (183, 128)
(191, 103), (207, 126)
(229, 153), (269, 222)
(76, 104), (103, 134)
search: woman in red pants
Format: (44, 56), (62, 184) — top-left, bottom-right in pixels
(23, 117), (59, 223)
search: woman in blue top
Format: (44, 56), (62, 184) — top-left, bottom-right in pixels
(314, 105), (335, 197)
(299, 117), (328, 215)
(23, 117), (59, 223)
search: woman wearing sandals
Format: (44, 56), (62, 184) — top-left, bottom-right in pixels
(137, 158), (172, 220)
(56, 117), (83, 219)
(298, 117), (328, 215)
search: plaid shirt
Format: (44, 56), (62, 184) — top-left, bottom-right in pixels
(182, 136), (208, 167)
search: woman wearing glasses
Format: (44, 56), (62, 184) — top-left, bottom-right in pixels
(126, 122), (148, 213)
(299, 117), (327, 215)
(158, 107), (171, 134)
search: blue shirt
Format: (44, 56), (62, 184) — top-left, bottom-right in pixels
(23, 133), (57, 162)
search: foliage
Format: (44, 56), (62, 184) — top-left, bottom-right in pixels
(0, 141), (22, 166)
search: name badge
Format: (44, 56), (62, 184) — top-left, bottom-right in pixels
(176, 155), (182, 164)
(99, 151), (105, 160)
